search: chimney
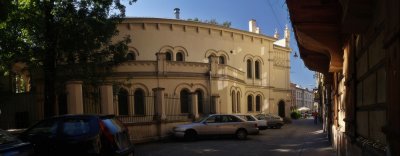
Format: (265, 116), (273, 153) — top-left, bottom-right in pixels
(174, 8), (180, 19)
(273, 28), (279, 38)
(249, 19), (256, 33)
(255, 27), (260, 34)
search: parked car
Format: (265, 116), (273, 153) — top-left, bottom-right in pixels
(19, 114), (134, 156)
(236, 114), (268, 130)
(172, 114), (259, 140)
(0, 129), (33, 156)
(255, 114), (284, 129)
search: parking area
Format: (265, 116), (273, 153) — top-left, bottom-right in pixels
(134, 119), (335, 156)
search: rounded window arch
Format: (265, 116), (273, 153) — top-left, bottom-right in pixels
(247, 95), (253, 112)
(255, 60), (261, 79)
(118, 88), (129, 115)
(166, 51), (172, 61)
(180, 89), (190, 113)
(247, 59), (253, 78)
(126, 53), (136, 61)
(134, 89), (145, 115)
(256, 95), (261, 112)
(219, 56), (225, 64)
(176, 52), (184, 61)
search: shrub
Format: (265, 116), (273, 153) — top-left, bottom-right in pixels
(290, 111), (302, 119)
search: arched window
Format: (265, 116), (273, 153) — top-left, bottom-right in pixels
(118, 88), (129, 115)
(231, 91), (236, 113)
(180, 89), (190, 113)
(166, 51), (172, 61)
(126, 53), (135, 60)
(134, 89), (145, 115)
(247, 95), (253, 112)
(256, 95), (261, 112)
(255, 61), (260, 79)
(237, 92), (241, 113)
(247, 59), (252, 78)
(196, 90), (203, 114)
(176, 52), (184, 61)
(219, 56), (225, 64)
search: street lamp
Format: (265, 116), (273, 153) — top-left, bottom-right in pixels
(293, 51), (298, 58)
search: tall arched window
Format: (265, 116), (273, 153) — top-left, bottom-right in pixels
(231, 91), (236, 113)
(255, 61), (260, 79)
(176, 52), (184, 61)
(247, 95), (253, 112)
(256, 95), (261, 112)
(126, 53), (135, 60)
(219, 56), (225, 64)
(237, 92), (241, 113)
(134, 89), (145, 115)
(118, 88), (129, 115)
(180, 89), (190, 113)
(196, 90), (203, 114)
(166, 51), (172, 61)
(247, 59), (252, 78)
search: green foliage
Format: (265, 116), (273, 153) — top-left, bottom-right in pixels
(290, 111), (302, 119)
(0, 0), (136, 117)
(187, 18), (231, 28)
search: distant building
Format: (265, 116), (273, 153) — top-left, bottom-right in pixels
(290, 83), (314, 111)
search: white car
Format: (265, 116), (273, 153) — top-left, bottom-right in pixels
(236, 114), (268, 130)
(172, 114), (259, 140)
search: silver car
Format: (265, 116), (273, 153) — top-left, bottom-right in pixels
(255, 114), (284, 129)
(236, 114), (268, 130)
(172, 114), (259, 140)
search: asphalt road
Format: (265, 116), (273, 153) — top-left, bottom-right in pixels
(134, 118), (335, 156)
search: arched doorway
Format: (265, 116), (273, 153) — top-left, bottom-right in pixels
(278, 100), (285, 118)
(134, 89), (145, 115)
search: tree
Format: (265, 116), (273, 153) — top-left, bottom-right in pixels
(0, 0), (136, 118)
(187, 18), (231, 28)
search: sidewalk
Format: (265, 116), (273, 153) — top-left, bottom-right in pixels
(296, 119), (336, 156)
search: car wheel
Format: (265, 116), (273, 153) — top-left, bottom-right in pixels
(184, 130), (197, 141)
(236, 129), (247, 140)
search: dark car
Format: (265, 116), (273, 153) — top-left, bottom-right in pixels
(19, 114), (134, 156)
(0, 129), (33, 156)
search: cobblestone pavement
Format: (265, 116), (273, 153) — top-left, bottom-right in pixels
(134, 118), (336, 156)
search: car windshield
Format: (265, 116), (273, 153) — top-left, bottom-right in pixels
(0, 129), (18, 144)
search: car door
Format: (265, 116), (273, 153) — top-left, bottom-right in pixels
(219, 115), (242, 134)
(197, 115), (220, 135)
(21, 119), (59, 155)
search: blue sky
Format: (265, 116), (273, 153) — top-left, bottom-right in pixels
(123, 0), (316, 89)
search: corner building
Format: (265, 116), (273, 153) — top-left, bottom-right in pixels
(108, 18), (292, 119)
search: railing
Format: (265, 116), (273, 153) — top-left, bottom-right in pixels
(116, 115), (155, 123)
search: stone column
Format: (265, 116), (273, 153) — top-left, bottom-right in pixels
(211, 95), (220, 114)
(156, 53), (167, 75)
(153, 88), (166, 120)
(100, 83), (114, 115)
(209, 56), (219, 76)
(190, 92), (199, 119)
(66, 81), (83, 114)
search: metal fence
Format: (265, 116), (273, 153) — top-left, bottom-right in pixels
(116, 95), (156, 123)
(83, 85), (101, 114)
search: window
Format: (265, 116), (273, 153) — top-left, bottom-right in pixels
(231, 91), (236, 113)
(118, 88), (129, 115)
(237, 92), (241, 113)
(180, 89), (190, 113)
(256, 95), (261, 111)
(255, 61), (260, 79)
(247, 95), (253, 112)
(62, 119), (90, 136)
(27, 119), (58, 135)
(134, 89), (145, 115)
(166, 51), (172, 61)
(219, 56), (225, 64)
(126, 53), (135, 60)
(176, 52), (184, 61)
(247, 60), (252, 78)
(196, 90), (203, 114)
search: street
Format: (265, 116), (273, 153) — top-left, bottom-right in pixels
(134, 118), (335, 156)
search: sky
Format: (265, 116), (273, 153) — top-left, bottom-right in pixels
(123, 0), (316, 89)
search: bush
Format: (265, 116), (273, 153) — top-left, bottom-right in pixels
(290, 111), (302, 119)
